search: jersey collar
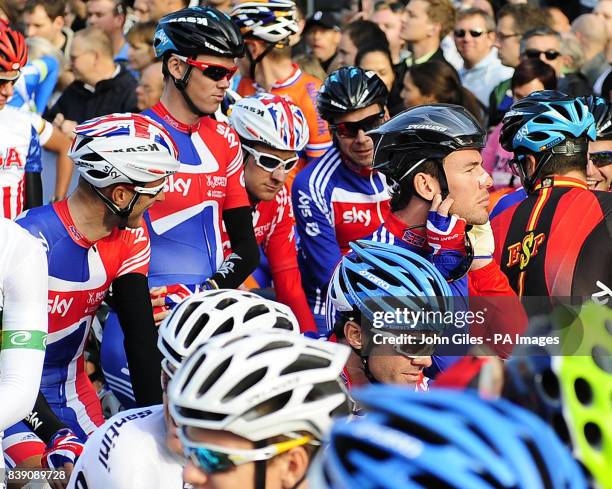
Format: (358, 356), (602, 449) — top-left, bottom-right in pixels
(53, 200), (96, 248)
(150, 102), (201, 134)
(271, 64), (301, 89)
(533, 175), (588, 191)
(384, 212), (429, 251)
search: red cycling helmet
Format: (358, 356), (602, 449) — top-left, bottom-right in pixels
(0, 24), (27, 74)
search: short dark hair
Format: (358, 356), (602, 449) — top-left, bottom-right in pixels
(24, 0), (66, 20)
(346, 20), (388, 51)
(511, 59), (557, 92)
(538, 139), (589, 176)
(520, 26), (561, 54)
(497, 3), (552, 36)
(355, 43), (393, 68)
(390, 159), (441, 212)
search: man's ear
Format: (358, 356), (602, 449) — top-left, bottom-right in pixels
(525, 154), (537, 176)
(246, 40), (264, 58)
(344, 320), (363, 349)
(278, 446), (310, 489)
(109, 184), (131, 206)
(165, 55), (186, 80)
(413, 171), (440, 200)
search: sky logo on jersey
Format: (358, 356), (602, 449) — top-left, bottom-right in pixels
(164, 175), (192, 196)
(48, 295), (74, 317)
(342, 207), (372, 226)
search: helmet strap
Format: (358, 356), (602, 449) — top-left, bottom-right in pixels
(172, 63), (208, 117)
(254, 439), (267, 489)
(517, 153), (552, 194)
(90, 183), (140, 230)
(248, 42), (277, 80)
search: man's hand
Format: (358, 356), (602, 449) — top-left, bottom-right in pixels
(426, 194), (467, 255)
(150, 284), (194, 325)
(52, 113), (78, 138)
(41, 428), (84, 489)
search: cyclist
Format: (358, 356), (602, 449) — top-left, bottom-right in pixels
(309, 385), (588, 489)
(368, 103), (526, 357)
(227, 93), (315, 332)
(0, 24), (43, 219)
(169, 331), (351, 489)
(0, 218), (47, 477)
(99, 6), (260, 407)
(327, 240), (453, 390)
(292, 67), (391, 331)
(231, 0), (332, 176)
(492, 91), (612, 302)
(3, 113), (179, 482)
(68, 289), (300, 489)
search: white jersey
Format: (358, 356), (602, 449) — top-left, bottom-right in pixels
(0, 217), (48, 472)
(67, 405), (187, 489)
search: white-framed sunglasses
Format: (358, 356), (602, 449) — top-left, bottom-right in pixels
(243, 145), (299, 173)
(131, 179), (166, 196)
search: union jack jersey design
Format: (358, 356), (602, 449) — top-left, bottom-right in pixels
(292, 146), (390, 330)
(143, 102), (249, 288)
(0, 105), (42, 219)
(13, 200), (150, 438)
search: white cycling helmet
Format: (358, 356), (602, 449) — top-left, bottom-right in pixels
(231, 0), (298, 46)
(69, 113), (180, 189)
(158, 289), (300, 376)
(168, 331), (351, 441)
(229, 93), (309, 152)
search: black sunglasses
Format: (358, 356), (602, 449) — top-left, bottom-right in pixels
(330, 112), (385, 138)
(454, 28), (490, 38)
(590, 151), (612, 167)
(523, 49), (561, 61)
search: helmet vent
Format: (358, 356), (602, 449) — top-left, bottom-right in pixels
(177, 302), (204, 335)
(552, 103), (572, 121)
(539, 368), (560, 401)
(273, 317), (295, 331)
(197, 357), (231, 397)
(177, 406), (226, 422)
(528, 131), (551, 143)
(244, 304), (271, 322)
(222, 367), (268, 402)
(304, 380), (342, 403)
(524, 439), (555, 489)
(160, 337), (182, 363)
(211, 318), (235, 337)
(552, 413), (570, 444)
(215, 297), (238, 310)
(533, 115), (552, 125)
(79, 152), (105, 162)
(583, 422), (602, 450)
(86, 170), (111, 179)
(573, 378), (593, 405)
(592, 345), (611, 374)
(280, 354), (331, 376)
(605, 318), (612, 336)
(248, 340), (293, 358)
(184, 314), (213, 348)
(243, 391), (292, 421)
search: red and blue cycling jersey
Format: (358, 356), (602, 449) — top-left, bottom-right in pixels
(4, 200), (151, 467)
(142, 102), (249, 288)
(292, 146), (391, 331)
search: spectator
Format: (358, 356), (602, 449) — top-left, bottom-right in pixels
(457, 0), (494, 17)
(400, 59), (485, 125)
(303, 10), (341, 73)
(133, 0), (149, 22)
(294, 53), (328, 80)
(482, 59), (556, 195)
(521, 27), (591, 97)
(23, 0), (73, 61)
(571, 14), (610, 93)
(400, 0), (456, 67)
(334, 20), (387, 68)
(201, 0), (233, 14)
(45, 27), (138, 136)
(87, 0), (128, 64)
(594, 0), (612, 62)
(64, 0), (86, 31)
(146, 0), (189, 23)
(126, 21), (156, 77)
(356, 43), (403, 114)
(135, 60), (162, 110)
(371, 1), (404, 65)
(545, 7), (570, 33)
(454, 8), (514, 109)
(488, 3), (551, 126)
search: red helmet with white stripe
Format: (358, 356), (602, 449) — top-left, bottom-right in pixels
(229, 93), (309, 151)
(0, 24), (27, 74)
(69, 113), (180, 188)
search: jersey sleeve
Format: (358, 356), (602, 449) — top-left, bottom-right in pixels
(24, 125), (42, 173)
(223, 129), (250, 211)
(117, 226), (151, 277)
(299, 78), (332, 161)
(0, 221), (48, 431)
(30, 112), (53, 146)
(263, 188), (298, 274)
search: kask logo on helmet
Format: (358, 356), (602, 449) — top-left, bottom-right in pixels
(166, 16), (208, 25)
(111, 143), (160, 153)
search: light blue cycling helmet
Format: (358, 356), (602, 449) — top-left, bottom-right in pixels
(326, 239), (453, 335)
(309, 386), (588, 489)
(500, 91), (596, 192)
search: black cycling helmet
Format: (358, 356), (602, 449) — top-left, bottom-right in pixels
(579, 95), (612, 140)
(154, 6), (245, 59)
(369, 104), (485, 186)
(317, 66), (388, 123)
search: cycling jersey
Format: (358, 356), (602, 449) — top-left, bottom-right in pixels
(222, 186), (316, 332)
(0, 106), (42, 219)
(489, 187), (527, 220)
(3, 201), (151, 466)
(67, 405), (186, 489)
(0, 218), (47, 472)
(8, 56), (60, 114)
(492, 176), (612, 304)
(142, 102), (249, 288)
(292, 146), (390, 330)
(236, 65), (332, 164)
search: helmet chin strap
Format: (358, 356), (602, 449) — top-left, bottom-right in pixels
(247, 42), (277, 81)
(516, 153), (553, 194)
(172, 63), (208, 118)
(90, 183), (140, 230)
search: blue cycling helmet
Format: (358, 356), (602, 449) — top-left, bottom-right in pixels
(500, 91), (596, 192)
(326, 239), (453, 332)
(309, 386), (588, 489)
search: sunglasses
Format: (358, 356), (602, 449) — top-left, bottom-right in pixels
(180, 430), (313, 474)
(523, 49), (560, 61)
(375, 330), (436, 358)
(243, 145), (299, 173)
(454, 28), (490, 38)
(174, 55), (237, 82)
(590, 151), (612, 167)
(330, 112), (385, 138)
(131, 179), (166, 197)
